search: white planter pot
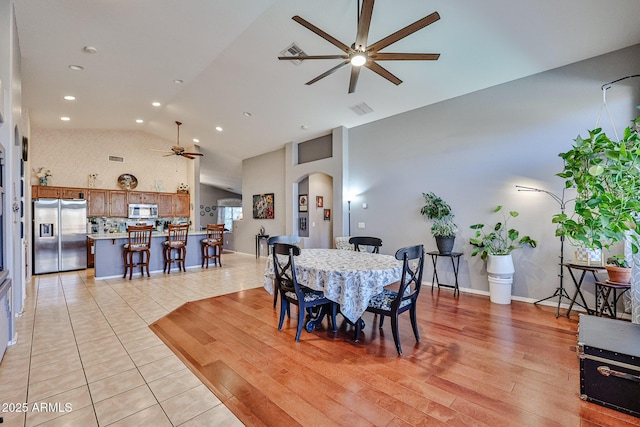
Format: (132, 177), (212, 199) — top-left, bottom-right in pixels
(487, 254), (514, 304)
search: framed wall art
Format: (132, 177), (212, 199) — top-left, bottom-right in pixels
(253, 193), (274, 219)
(324, 209), (331, 221)
(316, 196), (323, 208)
(299, 194), (308, 212)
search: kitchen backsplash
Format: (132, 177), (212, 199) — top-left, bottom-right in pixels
(88, 217), (190, 234)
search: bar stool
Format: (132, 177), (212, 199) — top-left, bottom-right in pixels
(201, 224), (224, 268)
(163, 224), (189, 273)
(122, 225), (153, 279)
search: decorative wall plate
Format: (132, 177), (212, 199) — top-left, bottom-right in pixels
(117, 174), (138, 190)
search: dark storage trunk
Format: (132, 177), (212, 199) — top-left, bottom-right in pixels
(578, 314), (640, 417)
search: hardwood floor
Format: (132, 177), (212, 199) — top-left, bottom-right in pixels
(150, 287), (640, 426)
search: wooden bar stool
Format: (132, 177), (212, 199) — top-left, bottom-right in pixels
(201, 224), (224, 268)
(122, 225), (153, 279)
(163, 224), (189, 273)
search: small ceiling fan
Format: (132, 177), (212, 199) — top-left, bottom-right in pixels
(153, 121), (204, 159)
(278, 0), (440, 93)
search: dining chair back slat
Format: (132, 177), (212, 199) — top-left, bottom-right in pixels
(268, 235), (301, 308)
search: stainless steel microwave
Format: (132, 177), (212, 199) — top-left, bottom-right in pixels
(128, 203), (159, 219)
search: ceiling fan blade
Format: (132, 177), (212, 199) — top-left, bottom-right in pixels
(163, 153), (175, 157)
(183, 152), (204, 157)
(355, 0), (375, 49)
(181, 154), (196, 159)
(306, 60), (350, 85)
(367, 11), (440, 53)
(372, 52), (440, 61)
(292, 15), (351, 53)
(364, 61), (402, 85)
(348, 66), (361, 94)
(278, 55), (349, 61)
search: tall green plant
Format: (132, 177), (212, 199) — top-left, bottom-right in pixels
(469, 206), (537, 259)
(552, 117), (640, 253)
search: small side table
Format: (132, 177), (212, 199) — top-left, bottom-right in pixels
(564, 263), (606, 317)
(255, 234), (270, 259)
(427, 251), (463, 297)
(594, 281), (631, 319)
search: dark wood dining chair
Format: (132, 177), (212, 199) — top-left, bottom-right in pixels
(355, 244), (425, 355)
(163, 224), (189, 273)
(272, 243), (337, 341)
(201, 224), (224, 268)
(268, 235), (301, 308)
(122, 225), (153, 280)
(349, 236), (383, 253)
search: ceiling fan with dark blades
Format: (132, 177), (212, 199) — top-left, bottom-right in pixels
(278, 0), (440, 93)
(151, 121), (204, 159)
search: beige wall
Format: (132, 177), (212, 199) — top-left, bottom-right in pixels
(30, 128), (191, 192)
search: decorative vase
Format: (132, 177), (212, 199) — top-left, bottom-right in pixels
(39, 177), (47, 186)
(486, 254), (515, 304)
(435, 236), (455, 254)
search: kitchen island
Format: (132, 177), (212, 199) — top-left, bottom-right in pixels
(89, 231), (210, 279)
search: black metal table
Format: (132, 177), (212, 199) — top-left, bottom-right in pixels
(594, 281), (631, 319)
(427, 251), (462, 297)
(564, 263), (606, 317)
(255, 234), (269, 258)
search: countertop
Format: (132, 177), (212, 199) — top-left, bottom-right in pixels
(88, 230), (208, 240)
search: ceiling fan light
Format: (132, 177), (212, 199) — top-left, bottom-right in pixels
(350, 54), (366, 67)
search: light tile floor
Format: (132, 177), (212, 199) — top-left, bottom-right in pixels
(0, 252), (267, 426)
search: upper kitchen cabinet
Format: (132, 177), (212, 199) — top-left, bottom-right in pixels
(33, 186), (86, 200)
(61, 188), (86, 199)
(109, 191), (128, 217)
(174, 193), (190, 217)
(87, 189), (108, 216)
(157, 193), (173, 217)
(127, 191), (157, 204)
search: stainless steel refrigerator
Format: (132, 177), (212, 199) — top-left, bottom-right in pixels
(33, 199), (87, 274)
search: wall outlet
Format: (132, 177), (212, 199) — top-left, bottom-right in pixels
(358, 222), (365, 229)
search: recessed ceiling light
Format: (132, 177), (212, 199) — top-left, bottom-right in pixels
(301, 125), (308, 130)
(173, 79), (183, 84)
(151, 102), (161, 107)
(243, 111), (252, 117)
(63, 95), (76, 101)
(83, 46), (97, 54)
(192, 138), (199, 143)
(215, 126), (223, 132)
(60, 116), (70, 121)
(135, 119), (144, 124)
(68, 65), (84, 71)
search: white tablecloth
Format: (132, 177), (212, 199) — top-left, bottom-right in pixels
(264, 248), (403, 323)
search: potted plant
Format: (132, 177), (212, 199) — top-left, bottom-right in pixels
(606, 255), (632, 284)
(420, 192), (457, 254)
(553, 115), (640, 282)
(470, 206), (537, 304)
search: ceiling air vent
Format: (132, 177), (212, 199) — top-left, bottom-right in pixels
(108, 155), (124, 163)
(350, 102), (374, 116)
(280, 43), (306, 66)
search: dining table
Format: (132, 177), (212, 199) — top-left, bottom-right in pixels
(264, 248), (404, 327)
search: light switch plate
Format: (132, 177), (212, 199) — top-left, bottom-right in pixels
(358, 222), (365, 229)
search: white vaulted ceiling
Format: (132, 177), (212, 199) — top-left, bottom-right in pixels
(13, 0), (640, 193)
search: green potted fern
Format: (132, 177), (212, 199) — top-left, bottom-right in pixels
(420, 192), (457, 254)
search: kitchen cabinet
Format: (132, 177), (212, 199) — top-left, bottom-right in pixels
(33, 186), (61, 198)
(127, 191), (157, 204)
(87, 189), (108, 216)
(87, 237), (95, 268)
(61, 188), (86, 199)
(174, 193), (190, 217)
(109, 191), (128, 217)
(157, 193), (173, 217)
